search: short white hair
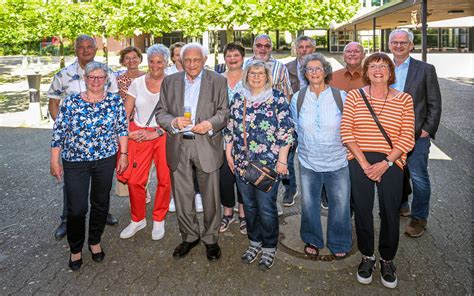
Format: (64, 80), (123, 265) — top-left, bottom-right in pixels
(146, 44), (170, 62)
(180, 42), (209, 61)
(389, 29), (414, 43)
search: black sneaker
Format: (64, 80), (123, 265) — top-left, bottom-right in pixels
(282, 188), (297, 207)
(241, 245), (262, 264)
(380, 259), (398, 289)
(357, 256), (376, 285)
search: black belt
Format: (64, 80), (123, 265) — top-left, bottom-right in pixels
(183, 134), (195, 140)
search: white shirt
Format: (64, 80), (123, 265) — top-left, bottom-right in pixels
(127, 75), (160, 128)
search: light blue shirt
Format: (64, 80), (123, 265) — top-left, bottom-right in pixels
(391, 56), (410, 92)
(290, 87), (348, 172)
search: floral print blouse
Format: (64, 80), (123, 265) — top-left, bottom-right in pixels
(224, 89), (295, 176)
(51, 92), (128, 162)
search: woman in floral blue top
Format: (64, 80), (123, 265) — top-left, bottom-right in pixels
(50, 62), (128, 271)
(224, 60), (294, 270)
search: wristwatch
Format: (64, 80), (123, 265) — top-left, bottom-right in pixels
(384, 158), (393, 167)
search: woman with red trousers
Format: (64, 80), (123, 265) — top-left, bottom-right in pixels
(119, 44), (171, 241)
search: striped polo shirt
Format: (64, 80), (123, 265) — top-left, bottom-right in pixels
(340, 89), (415, 169)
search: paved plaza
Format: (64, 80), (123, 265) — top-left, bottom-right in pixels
(0, 55), (472, 294)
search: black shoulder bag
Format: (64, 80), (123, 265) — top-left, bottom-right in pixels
(358, 88), (412, 198)
(241, 97), (278, 192)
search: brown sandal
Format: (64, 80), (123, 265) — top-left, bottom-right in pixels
(304, 243), (319, 257)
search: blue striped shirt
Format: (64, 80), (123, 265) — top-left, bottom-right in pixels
(290, 87), (347, 172)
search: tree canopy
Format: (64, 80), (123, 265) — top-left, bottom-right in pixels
(0, 0), (359, 50)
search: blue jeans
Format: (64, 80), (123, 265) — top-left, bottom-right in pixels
(282, 143), (297, 191)
(299, 164), (352, 253)
(404, 137), (431, 220)
(236, 177), (280, 252)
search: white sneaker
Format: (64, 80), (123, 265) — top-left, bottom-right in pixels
(195, 193), (203, 213)
(152, 221), (165, 240)
(120, 219), (146, 239)
(146, 190), (152, 204)
(169, 198), (176, 213)
(277, 203), (283, 217)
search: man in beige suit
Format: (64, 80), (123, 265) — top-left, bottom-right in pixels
(156, 43), (229, 261)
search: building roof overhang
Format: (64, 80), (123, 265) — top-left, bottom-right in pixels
(335, 0), (474, 31)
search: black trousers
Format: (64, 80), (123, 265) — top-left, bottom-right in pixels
(63, 155), (116, 254)
(349, 152), (403, 261)
(219, 150), (243, 208)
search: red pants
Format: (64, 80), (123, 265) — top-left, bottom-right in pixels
(127, 132), (171, 222)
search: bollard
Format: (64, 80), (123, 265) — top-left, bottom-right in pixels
(25, 74), (43, 125)
(26, 74), (42, 102)
(29, 89), (40, 103)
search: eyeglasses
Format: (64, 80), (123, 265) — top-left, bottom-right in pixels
(390, 41), (410, 47)
(367, 64), (389, 71)
(344, 50), (362, 54)
(183, 58), (203, 64)
(248, 72), (266, 78)
(124, 56), (139, 62)
(86, 75), (107, 81)
(305, 66), (324, 74)
(255, 43), (271, 49)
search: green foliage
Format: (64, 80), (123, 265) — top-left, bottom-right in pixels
(0, 0), (360, 55)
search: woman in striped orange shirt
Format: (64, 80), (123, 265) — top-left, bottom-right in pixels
(341, 53), (415, 289)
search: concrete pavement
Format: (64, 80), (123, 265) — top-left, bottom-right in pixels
(0, 54), (472, 294)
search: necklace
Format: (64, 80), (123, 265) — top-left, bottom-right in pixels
(368, 86), (389, 116)
(82, 92), (105, 104)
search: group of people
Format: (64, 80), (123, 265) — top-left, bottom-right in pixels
(48, 29), (441, 289)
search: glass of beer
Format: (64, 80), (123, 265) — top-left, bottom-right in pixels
(184, 106), (192, 120)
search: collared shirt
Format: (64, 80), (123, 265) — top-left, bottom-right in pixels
(329, 66), (364, 92)
(182, 70), (203, 135)
(290, 87), (347, 172)
(244, 57), (293, 98)
(296, 60), (308, 89)
(51, 92), (128, 162)
(391, 56), (411, 92)
(47, 60), (118, 100)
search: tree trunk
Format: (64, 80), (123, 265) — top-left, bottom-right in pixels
(213, 30), (219, 69)
(59, 35), (65, 69)
(102, 34), (108, 65)
(226, 26), (234, 43)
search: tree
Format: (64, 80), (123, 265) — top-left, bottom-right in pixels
(43, 0), (96, 67)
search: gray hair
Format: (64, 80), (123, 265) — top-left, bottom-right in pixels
(242, 60), (273, 91)
(300, 53), (333, 84)
(75, 35), (96, 49)
(389, 29), (414, 43)
(295, 35), (316, 48)
(343, 42), (365, 54)
(180, 42), (209, 61)
(84, 61), (108, 77)
(146, 44), (170, 62)
(253, 34), (273, 47)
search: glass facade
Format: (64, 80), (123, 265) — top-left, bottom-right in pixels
(413, 28), (470, 52)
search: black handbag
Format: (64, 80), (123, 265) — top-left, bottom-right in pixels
(241, 97), (278, 192)
(359, 89), (412, 198)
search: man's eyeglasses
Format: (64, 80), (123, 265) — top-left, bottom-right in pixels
(255, 43), (271, 49)
(305, 66), (324, 74)
(344, 50), (362, 54)
(390, 41), (410, 47)
(86, 75), (107, 81)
